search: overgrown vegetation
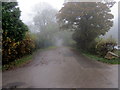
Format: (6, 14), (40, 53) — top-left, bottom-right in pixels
(95, 36), (117, 57)
(82, 51), (120, 64)
(2, 54), (32, 71)
(2, 2), (75, 70)
(2, 2), (35, 66)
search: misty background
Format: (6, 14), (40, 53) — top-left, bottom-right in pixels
(17, 0), (119, 44)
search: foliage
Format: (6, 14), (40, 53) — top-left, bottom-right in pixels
(2, 2), (28, 42)
(82, 51), (120, 64)
(118, 50), (120, 56)
(0, 2), (2, 61)
(2, 2), (35, 65)
(3, 37), (19, 64)
(2, 32), (35, 65)
(16, 32), (35, 57)
(2, 55), (32, 71)
(57, 2), (115, 52)
(95, 37), (117, 57)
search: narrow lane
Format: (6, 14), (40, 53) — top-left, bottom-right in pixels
(2, 47), (118, 88)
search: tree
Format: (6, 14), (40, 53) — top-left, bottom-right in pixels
(32, 3), (59, 48)
(2, 2), (29, 64)
(57, 2), (115, 52)
(2, 2), (28, 42)
(33, 2), (57, 32)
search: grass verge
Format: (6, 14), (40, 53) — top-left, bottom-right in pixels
(71, 47), (120, 64)
(81, 52), (120, 64)
(2, 55), (32, 71)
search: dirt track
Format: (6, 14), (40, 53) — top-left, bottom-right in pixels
(2, 47), (118, 88)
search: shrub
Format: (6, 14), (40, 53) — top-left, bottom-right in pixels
(95, 37), (117, 57)
(2, 32), (35, 65)
(2, 37), (18, 64)
(16, 32), (35, 57)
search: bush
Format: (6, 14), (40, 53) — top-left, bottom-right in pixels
(16, 32), (35, 57)
(2, 32), (35, 65)
(2, 2), (32, 65)
(2, 37), (18, 64)
(95, 37), (117, 57)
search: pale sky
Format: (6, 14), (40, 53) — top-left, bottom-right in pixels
(17, 0), (64, 24)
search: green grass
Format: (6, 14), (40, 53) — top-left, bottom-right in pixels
(72, 47), (120, 64)
(2, 55), (33, 71)
(82, 52), (120, 64)
(117, 50), (120, 56)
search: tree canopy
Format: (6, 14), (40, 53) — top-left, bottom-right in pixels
(57, 2), (115, 51)
(2, 2), (28, 42)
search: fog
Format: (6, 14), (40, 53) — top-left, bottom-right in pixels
(55, 39), (63, 47)
(23, 2), (75, 49)
(17, 0), (119, 48)
(2, 1), (120, 88)
(18, 0), (119, 40)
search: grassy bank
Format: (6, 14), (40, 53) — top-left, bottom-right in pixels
(72, 46), (120, 64)
(2, 55), (33, 71)
(81, 51), (120, 64)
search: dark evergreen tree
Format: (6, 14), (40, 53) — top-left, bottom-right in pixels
(2, 2), (29, 64)
(2, 2), (28, 42)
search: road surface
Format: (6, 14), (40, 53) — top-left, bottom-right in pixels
(2, 47), (118, 88)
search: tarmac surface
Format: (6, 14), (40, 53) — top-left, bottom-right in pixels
(2, 47), (118, 88)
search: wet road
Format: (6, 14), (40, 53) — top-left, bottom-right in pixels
(2, 47), (118, 88)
